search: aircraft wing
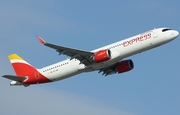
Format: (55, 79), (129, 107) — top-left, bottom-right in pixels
(37, 36), (94, 65)
(98, 63), (117, 76)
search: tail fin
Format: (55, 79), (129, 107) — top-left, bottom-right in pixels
(8, 54), (36, 76)
(6, 53), (51, 85)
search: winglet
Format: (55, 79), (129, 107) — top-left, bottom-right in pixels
(36, 35), (46, 44)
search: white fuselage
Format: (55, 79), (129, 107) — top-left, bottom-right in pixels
(38, 28), (179, 81)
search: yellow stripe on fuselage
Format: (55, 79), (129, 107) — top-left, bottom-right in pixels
(8, 54), (24, 61)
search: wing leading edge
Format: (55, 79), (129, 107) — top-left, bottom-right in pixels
(36, 36), (95, 65)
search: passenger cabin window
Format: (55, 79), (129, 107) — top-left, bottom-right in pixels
(162, 29), (171, 32)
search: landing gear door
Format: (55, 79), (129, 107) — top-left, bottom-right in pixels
(153, 28), (158, 38)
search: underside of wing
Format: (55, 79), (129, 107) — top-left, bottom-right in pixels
(98, 63), (117, 76)
(98, 59), (134, 76)
(37, 36), (95, 65)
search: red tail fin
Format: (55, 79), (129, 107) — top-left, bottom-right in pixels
(8, 54), (36, 76)
(8, 54), (51, 84)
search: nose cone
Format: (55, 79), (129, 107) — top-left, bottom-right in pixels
(163, 30), (179, 42)
(170, 30), (179, 40)
(174, 30), (179, 38)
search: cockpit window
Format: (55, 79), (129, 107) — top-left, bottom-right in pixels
(162, 28), (171, 32)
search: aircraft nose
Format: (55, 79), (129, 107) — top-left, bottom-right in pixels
(172, 30), (179, 38)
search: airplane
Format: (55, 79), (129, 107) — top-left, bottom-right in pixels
(2, 27), (179, 87)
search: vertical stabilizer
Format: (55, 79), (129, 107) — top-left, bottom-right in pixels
(8, 54), (36, 76)
(6, 54), (51, 85)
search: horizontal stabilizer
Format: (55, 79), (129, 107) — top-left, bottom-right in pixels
(2, 75), (27, 81)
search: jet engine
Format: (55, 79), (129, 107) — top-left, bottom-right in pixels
(115, 59), (134, 73)
(93, 49), (111, 63)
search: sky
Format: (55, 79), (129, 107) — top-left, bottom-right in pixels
(0, 0), (180, 115)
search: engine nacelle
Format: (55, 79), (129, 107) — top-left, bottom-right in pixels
(93, 49), (111, 63)
(116, 60), (134, 73)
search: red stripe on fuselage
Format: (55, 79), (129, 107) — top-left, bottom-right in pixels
(12, 63), (52, 84)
